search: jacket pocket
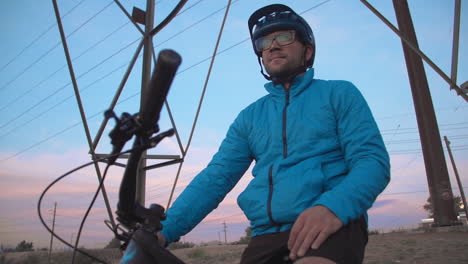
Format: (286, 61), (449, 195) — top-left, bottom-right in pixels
(270, 163), (325, 224)
(237, 173), (270, 227)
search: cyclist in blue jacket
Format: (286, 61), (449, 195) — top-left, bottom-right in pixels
(158, 4), (390, 264)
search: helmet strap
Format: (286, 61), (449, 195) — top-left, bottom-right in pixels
(257, 46), (309, 84)
(258, 56), (272, 81)
(301, 45), (308, 68)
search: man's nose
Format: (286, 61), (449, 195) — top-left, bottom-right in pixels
(269, 38), (281, 50)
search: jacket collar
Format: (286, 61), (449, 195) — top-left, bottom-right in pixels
(264, 68), (315, 98)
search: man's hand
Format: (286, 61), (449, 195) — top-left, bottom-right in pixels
(287, 205), (343, 260)
(156, 232), (167, 247)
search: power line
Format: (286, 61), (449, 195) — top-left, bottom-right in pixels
(392, 154), (420, 172)
(385, 133), (468, 145)
(0, 113), (96, 162)
(0, 0), (210, 129)
(0, 21), (131, 113)
(2, 82), (466, 163)
(0, 0), (87, 74)
(9, 1), (439, 165)
(380, 122), (468, 133)
(375, 105), (468, 121)
(0, 37), (140, 131)
(0, 4), (235, 158)
(0, 0), (208, 110)
(381, 126), (468, 136)
(0, 62), (126, 139)
(177, 0), (205, 16)
(0, 1), (115, 93)
(388, 146), (468, 155)
(153, 0), (242, 49)
(380, 190), (428, 196)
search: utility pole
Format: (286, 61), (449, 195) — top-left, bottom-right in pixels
(48, 202), (57, 264)
(444, 136), (468, 219)
(136, 0), (156, 206)
(392, 0), (458, 226)
(222, 221), (227, 244)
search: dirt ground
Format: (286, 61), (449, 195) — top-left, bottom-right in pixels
(173, 230), (468, 264)
(363, 231), (468, 264)
(2, 230), (468, 263)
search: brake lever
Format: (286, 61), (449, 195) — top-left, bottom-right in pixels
(106, 110), (141, 165)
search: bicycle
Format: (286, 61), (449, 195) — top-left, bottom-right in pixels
(38, 49), (187, 264)
(113, 49), (186, 264)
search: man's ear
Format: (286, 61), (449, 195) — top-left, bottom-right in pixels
(305, 45), (314, 62)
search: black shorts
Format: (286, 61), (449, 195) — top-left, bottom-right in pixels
(240, 217), (368, 264)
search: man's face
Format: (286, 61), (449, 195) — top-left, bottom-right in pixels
(259, 30), (313, 80)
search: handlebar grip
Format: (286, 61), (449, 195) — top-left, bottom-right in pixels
(139, 49), (182, 133)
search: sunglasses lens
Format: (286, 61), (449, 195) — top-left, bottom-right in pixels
(255, 31), (295, 52)
(255, 38), (271, 52)
(276, 32), (293, 44)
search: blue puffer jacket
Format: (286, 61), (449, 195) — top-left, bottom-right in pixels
(161, 69), (390, 243)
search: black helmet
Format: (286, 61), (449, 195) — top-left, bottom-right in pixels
(248, 4), (316, 69)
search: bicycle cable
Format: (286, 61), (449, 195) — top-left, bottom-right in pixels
(37, 149), (132, 264)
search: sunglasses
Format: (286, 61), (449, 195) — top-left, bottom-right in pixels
(255, 30), (296, 52)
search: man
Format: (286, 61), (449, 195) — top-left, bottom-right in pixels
(158, 4), (390, 264)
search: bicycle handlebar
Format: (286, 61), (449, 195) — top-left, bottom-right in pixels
(113, 49), (185, 264)
(117, 49), (181, 227)
(139, 49), (181, 134)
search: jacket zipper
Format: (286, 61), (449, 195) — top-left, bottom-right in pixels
(267, 165), (279, 227)
(266, 88), (290, 231)
(282, 89), (290, 158)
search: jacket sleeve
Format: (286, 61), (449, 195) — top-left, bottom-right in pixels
(161, 111), (253, 244)
(313, 81), (390, 225)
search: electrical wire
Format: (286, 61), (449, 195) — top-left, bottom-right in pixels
(3, 0), (465, 167)
(0, 0), (208, 130)
(150, 1), (189, 36)
(37, 159), (111, 263)
(0, 0), (87, 74)
(382, 126), (468, 135)
(166, 0), (233, 209)
(0, 21), (131, 113)
(0, 60), (128, 139)
(37, 146), (135, 264)
(0, 1), (114, 93)
(388, 146), (468, 155)
(177, 0), (205, 16)
(0, 37), (141, 131)
(0, 37), (249, 161)
(153, 0), (241, 49)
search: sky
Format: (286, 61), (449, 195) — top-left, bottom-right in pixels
(0, 0), (467, 251)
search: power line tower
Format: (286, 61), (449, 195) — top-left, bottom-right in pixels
(52, 1), (233, 233)
(52, 0), (187, 232)
(391, 0), (459, 227)
(135, 0), (156, 206)
(360, 0), (465, 227)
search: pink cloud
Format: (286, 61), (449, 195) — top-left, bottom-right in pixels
(2, 141), (465, 248)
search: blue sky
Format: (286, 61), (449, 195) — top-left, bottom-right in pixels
(0, 0), (467, 249)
